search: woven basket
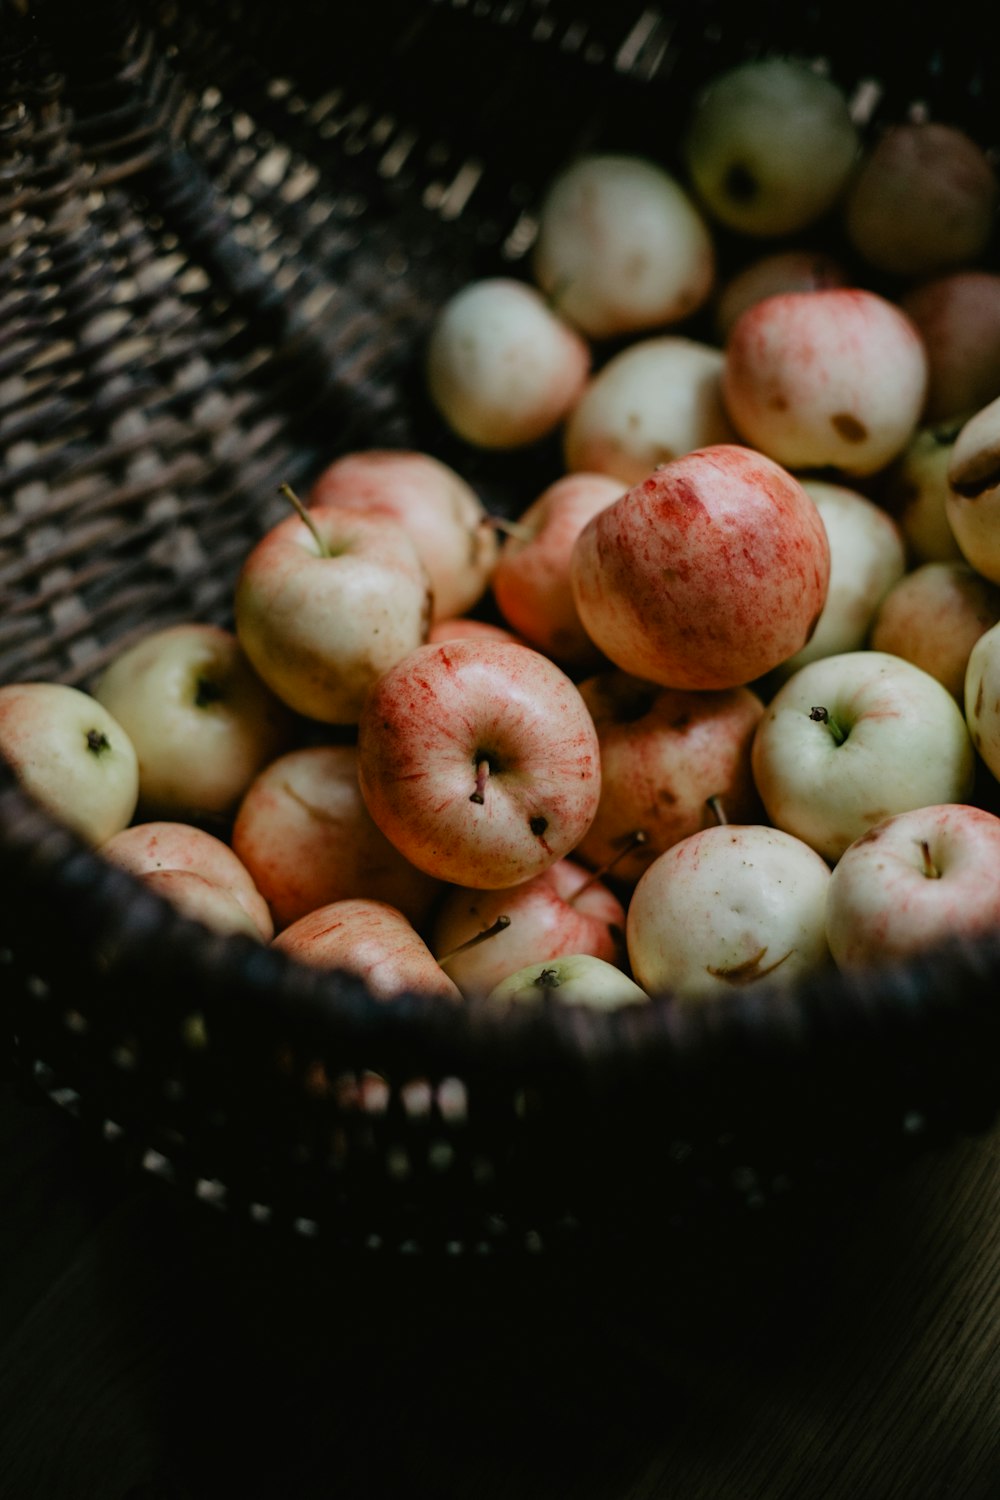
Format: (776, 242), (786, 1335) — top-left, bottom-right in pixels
(2, 0), (999, 1253)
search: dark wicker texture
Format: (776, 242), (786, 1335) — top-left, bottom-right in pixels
(2, 0), (999, 1252)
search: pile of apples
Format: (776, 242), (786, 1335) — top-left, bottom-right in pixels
(5, 55), (1000, 1025)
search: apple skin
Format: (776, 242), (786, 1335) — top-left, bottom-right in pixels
(752, 650), (976, 863)
(965, 620), (1000, 783)
(273, 898), (463, 1003)
(140, 868), (265, 941)
(880, 421), (966, 566)
(531, 153), (715, 339)
(427, 618), (523, 647)
(357, 639), (601, 889)
(723, 289), (928, 477)
(573, 671), (764, 887)
(231, 744), (440, 933)
(946, 395), (1000, 584)
(869, 562), (1000, 703)
(234, 506), (432, 724)
(101, 820), (273, 939)
(0, 682), (139, 845)
(626, 824), (832, 1002)
(431, 857), (625, 999)
(570, 445), (830, 691)
(94, 623), (294, 819)
(491, 472), (624, 668)
(826, 804), (1000, 969)
(426, 278), (590, 449)
(485, 954), (649, 1012)
(714, 249), (847, 341)
(307, 449), (498, 622)
(901, 272), (1000, 424)
(563, 337), (737, 486)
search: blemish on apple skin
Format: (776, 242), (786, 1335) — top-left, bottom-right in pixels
(975, 679), (985, 718)
(529, 815), (549, 837)
(706, 946), (792, 984)
(831, 412), (868, 443)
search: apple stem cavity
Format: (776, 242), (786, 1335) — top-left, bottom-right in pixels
(809, 704), (847, 745)
(919, 839), (941, 879)
(278, 482), (331, 559)
(86, 728), (111, 756)
(568, 830), (648, 904)
(437, 914), (512, 968)
(194, 676), (224, 709)
(533, 967), (562, 990)
(470, 758), (491, 805)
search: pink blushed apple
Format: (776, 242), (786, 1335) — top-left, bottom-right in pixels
(869, 562), (1000, 702)
(570, 445), (830, 691)
(357, 639), (601, 889)
(273, 897), (462, 1002)
(101, 820), (273, 939)
(431, 857), (625, 997)
(826, 804), (1000, 969)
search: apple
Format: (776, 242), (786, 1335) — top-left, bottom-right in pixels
(272, 898), (463, 1003)
(880, 421), (966, 565)
(563, 336), (737, 486)
(844, 122), (998, 277)
(101, 820), (273, 939)
(901, 272), (1000, 423)
(0, 681), (139, 845)
(306, 449), (498, 622)
(531, 153), (715, 338)
(682, 57), (859, 236)
(94, 622), (294, 818)
(946, 395), (1000, 584)
(140, 868), (265, 941)
(768, 479), (906, 681)
(234, 502), (432, 723)
(869, 561), (1000, 702)
(485, 955), (648, 1012)
(964, 619), (1000, 782)
(752, 650), (976, 863)
(490, 472), (624, 668)
(425, 278), (590, 448)
(231, 744), (440, 932)
(723, 289), (928, 476)
(427, 617), (523, 647)
(826, 803), (1000, 970)
(570, 445), (830, 691)
(573, 670), (764, 887)
(714, 248), (848, 340)
(431, 856), (625, 997)
(357, 639), (601, 888)
(626, 824), (832, 1002)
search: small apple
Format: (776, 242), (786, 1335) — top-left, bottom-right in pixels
(94, 623), (294, 818)
(714, 248), (848, 340)
(531, 153), (715, 338)
(570, 445), (830, 691)
(573, 670), (764, 887)
(563, 336), (737, 486)
(869, 561), (1000, 702)
(427, 617), (523, 647)
(141, 868), (265, 941)
(485, 955), (648, 1012)
(682, 57), (859, 236)
(490, 472), (624, 668)
(626, 823), (832, 1002)
(357, 639), (601, 889)
(752, 650), (975, 863)
(844, 122), (998, 278)
(901, 272), (1000, 424)
(307, 449), (498, 622)
(879, 421), (966, 566)
(0, 681), (139, 845)
(231, 744), (440, 932)
(826, 803), (1000, 970)
(234, 501), (432, 723)
(723, 289), (928, 476)
(431, 857), (625, 997)
(964, 619), (1000, 783)
(426, 278), (590, 449)
(273, 898), (463, 1003)
(946, 395), (1000, 584)
(101, 820), (273, 939)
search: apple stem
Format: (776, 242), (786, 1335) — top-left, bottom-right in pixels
(437, 914), (511, 968)
(484, 515), (533, 543)
(470, 758), (491, 805)
(278, 482), (330, 559)
(919, 839), (940, 879)
(809, 705), (847, 745)
(567, 830), (648, 904)
(705, 794), (727, 827)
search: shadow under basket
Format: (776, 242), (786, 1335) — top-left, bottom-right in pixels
(2, 0), (999, 1253)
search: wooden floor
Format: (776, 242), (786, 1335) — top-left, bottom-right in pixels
(1, 1075), (998, 1500)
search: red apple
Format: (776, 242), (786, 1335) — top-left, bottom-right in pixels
(570, 445), (830, 690)
(101, 820), (273, 939)
(273, 898), (462, 1003)
(357, 639), (601, 888)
